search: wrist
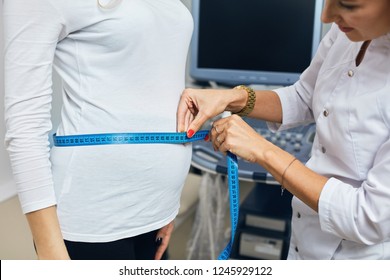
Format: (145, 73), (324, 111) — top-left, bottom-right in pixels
(226, 88), (247, 113)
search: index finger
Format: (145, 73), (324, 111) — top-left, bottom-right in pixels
(177, 94), (191, 133)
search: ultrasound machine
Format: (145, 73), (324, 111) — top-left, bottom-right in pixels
(188, 0), (325, 259)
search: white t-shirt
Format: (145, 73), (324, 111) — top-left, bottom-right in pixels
(271, 24), (390, 259)
(4, 0), (194, 242)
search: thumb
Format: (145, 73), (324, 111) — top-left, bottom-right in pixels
(187, 112), (209, 138)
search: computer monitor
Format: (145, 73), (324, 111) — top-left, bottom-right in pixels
(190, 0), (324, 86)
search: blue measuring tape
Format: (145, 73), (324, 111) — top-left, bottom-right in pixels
(218, 151), (239, 260)
(53, 130), (239, 260)
(53, 131), (209, 146)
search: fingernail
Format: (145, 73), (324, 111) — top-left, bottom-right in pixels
(187, 129), (195, 138)
(204, 134), (209, 141)
(155, 237), (162, 246)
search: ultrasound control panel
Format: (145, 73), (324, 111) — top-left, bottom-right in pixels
(191, 118), (315, 184)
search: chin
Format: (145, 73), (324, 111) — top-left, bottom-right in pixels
(344, 32), (368, 42)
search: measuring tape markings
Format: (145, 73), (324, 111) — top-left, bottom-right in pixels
(53, 130), (239, 260)
(53, 131), (209, 146)
(218, 152), (239, 260)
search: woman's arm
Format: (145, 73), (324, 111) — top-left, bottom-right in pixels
(177, 87), (282, 135)
(27, 207), (70, 259)
(210, 115), (327, 212)
(4, 0), (69, 259)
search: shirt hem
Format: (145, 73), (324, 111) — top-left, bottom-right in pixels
(61, 209), (179, 243)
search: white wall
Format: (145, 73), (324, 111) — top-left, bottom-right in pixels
(181, 0), (191, 9)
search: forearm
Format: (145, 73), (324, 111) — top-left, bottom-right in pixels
(250, 90), (283, 123)
(257, 144), (328, 212)
(178, 87), (283, 134)
(26, 206), (70, 260)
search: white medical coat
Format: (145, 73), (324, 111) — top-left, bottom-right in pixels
(271, 24), (390, 259)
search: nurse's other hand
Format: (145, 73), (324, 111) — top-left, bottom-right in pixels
(211, 115), (269, 163)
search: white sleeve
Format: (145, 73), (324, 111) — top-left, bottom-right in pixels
(268, 24), (339, 131)
(3, 0), (66, 213)
(319, 135), (390, 245)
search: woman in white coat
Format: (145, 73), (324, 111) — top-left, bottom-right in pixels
(177, 0), (390, 259)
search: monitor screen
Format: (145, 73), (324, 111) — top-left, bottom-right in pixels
(190, 0), (324, 86)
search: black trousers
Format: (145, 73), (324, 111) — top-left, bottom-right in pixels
(64, 229), (168, 260)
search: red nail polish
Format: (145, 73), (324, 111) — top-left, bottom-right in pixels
(187, 129), (195, 138)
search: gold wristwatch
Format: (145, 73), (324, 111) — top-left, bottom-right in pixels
(233, 85), (256, 117)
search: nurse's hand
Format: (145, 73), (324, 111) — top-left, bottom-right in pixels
(211, 114), (271, 164)
(154, 221), (174, 260)
(177, 88), (246, 137)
